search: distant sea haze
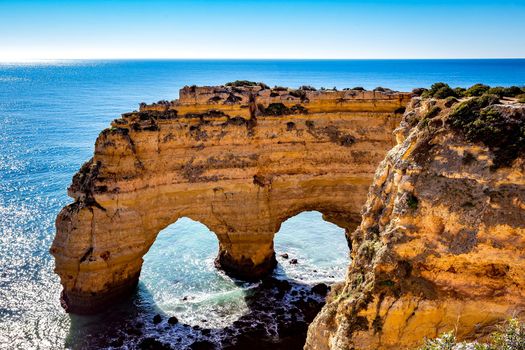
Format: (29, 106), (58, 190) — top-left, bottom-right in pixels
(0, 59), (524, 348)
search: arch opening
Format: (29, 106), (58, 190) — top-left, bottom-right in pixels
(140, 217), (251, 328)
(66, 211), (353, 349)
(273, 211), (350, 283)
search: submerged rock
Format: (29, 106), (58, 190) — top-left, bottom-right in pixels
(167, 316), (178, 325)
(152, 314), (162, 324)
(310, 283), (329, 296)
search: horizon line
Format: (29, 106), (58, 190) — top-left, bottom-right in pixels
(1, 57), (525, 63)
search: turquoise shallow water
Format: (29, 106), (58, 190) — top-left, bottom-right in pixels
(1, 59), (525, 349)
(141, 213), (348, 328)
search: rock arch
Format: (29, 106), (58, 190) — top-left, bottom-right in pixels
(51, 84), (411, 314)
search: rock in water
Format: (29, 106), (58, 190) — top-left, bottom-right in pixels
(311, 283), (329, 296)
(152, 314), (162, 324)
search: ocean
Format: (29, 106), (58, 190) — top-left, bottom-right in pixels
(1, 59), (524, 349)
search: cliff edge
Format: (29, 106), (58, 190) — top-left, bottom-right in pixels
(305, 95), (525, 349)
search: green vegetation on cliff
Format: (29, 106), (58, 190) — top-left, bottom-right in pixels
(225, 80), (270, 89)
(225, 80), (258, 87)
(448, 95), (525, 168)
(421, 83), (457, 99)
(420, 319), (525, 350)
(420, 83), (525, 99)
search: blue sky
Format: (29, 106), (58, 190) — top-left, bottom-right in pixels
(0, 0), (524, 60)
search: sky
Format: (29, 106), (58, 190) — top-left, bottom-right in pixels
(0, 0), (524, 60)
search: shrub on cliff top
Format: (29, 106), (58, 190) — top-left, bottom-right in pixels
(289, 89), (307, 100)
(517, 94), (525, 103)
(454, 87), (467, 97)
(503, 86), (524, 97)
(419, 84), (524, 100)
(448, 95), (525, 168)
(412, 88), (427, 96)
(444, 96), (459, 107)
(421, 83), (457, 99)
(486, 87), (506, 98)
(299, 85), (317, 91)
(449, 94), (499, 122)
(465, 83), (491, 97)
(225, 80), (258, 87)
(434, 86), (458, 99)
(486, 86), (524, 98)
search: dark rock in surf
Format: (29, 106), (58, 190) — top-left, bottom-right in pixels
(311, 283), (329, 296)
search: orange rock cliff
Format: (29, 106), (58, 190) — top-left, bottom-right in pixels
(305, 96), (525, 349)
(50, 83), (525, 349)
(50, 83), (410, 314)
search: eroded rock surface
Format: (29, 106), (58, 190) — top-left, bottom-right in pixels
(305, 97), (525, 349)
(51, 84), (410, 314)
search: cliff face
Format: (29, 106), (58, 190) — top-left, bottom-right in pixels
(50, 84), (410, 314)
(305, 97), (525, 349)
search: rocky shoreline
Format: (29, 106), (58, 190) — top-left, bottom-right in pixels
(69, 276), (332, 350)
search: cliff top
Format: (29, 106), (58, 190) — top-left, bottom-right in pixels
(108, 83), (411, 131)
(139, 81), (406, 111)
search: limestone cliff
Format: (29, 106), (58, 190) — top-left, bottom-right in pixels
(50, 83), (410, 314)
(305, 96), (525, 349)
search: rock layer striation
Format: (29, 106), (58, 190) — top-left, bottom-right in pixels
(51, 84), (410, 314)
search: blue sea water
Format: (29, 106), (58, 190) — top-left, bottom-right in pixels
(0, 59), (524, 349)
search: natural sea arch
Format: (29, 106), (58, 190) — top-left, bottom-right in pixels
(51, 85), (410, 313)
